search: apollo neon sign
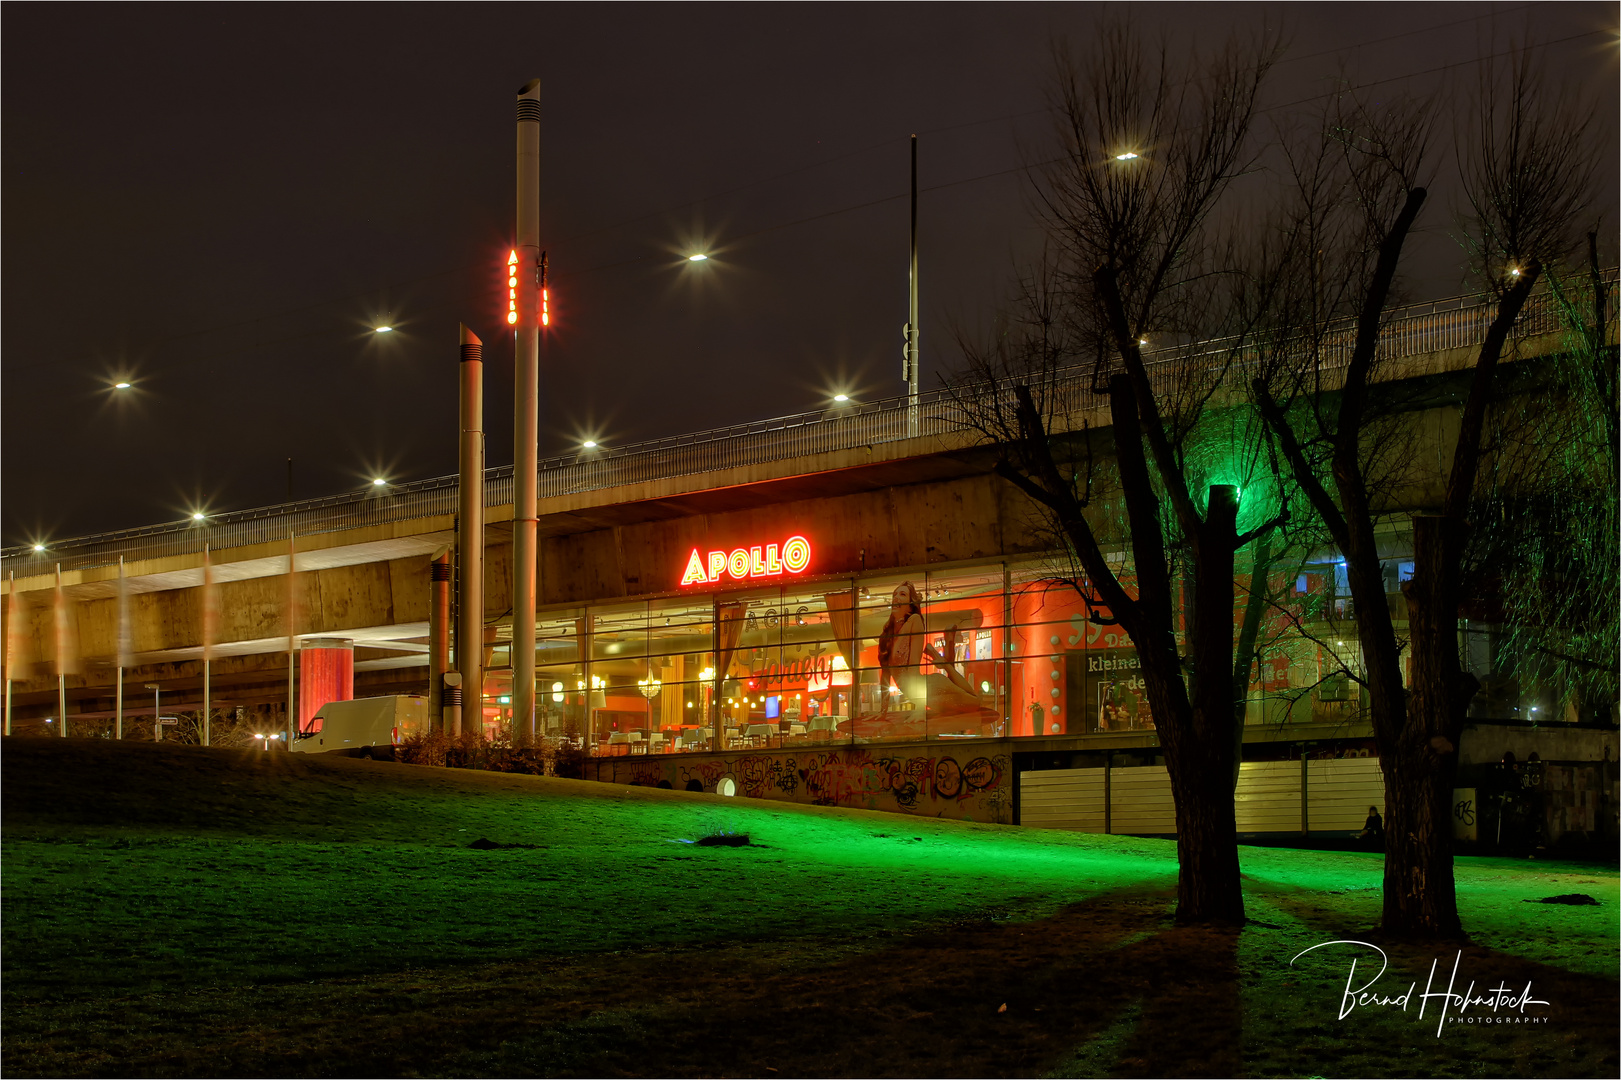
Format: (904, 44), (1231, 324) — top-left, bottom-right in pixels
(680, 535), (812, 586)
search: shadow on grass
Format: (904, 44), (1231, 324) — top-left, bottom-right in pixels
(5, 888), (1248, 1079)
(1238, 887), (1620, 1079)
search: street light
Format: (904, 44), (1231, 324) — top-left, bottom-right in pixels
(582, 440), (598, 449)
(375, 325), (394, 333)
(371, 477), (387, 487)
(114, 381), (132, 390)
(1115, 151), (1140, 161)
(687, 253), (709, 262)
(32, 543), (44, 553)
(192, 512), (206, 522)
(833, 394), (850, 403)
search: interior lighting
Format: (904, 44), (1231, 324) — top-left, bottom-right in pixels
(1115, 151), (1140, 160)
(688, 253), (709, 262)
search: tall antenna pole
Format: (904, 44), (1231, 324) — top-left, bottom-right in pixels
(512, 77), (542, 749)
(906, 133), (919, 437)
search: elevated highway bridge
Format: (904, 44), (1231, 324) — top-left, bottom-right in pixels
(1, 278), (1606, 745)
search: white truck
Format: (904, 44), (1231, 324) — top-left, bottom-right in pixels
(291, 695), (426, 758)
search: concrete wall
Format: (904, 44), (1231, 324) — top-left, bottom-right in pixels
(588, 739), (1015, 824)
(1460, 722), (1620, 766)
(540, 472), (1037, 604)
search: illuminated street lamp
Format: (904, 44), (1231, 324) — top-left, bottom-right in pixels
(687, 253), (709, 262)
(32, 543), (45, 553)
(375, 325), (394, 333)
(191, 512), (206, 522)
(1115, 151), (1140, 160)
(833, 394), (850, 404)
(371, 477), (387, 487)
(582, 439), (598, 449)
(114, 381), (132, 390)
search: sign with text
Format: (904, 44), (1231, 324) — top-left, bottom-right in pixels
(680, 535), (812, 586)
(1070, 648), (1154, 734)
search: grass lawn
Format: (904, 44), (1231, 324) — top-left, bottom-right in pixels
(3, 739), (1615, 1077)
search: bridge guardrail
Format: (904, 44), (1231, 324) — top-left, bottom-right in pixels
(6, 272), (1613, 577)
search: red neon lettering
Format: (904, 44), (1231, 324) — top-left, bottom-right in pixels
(679, 536), (815, 586)
(782, 535), (811, 573)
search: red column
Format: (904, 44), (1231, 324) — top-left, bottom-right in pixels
(298, 637), (354, 733)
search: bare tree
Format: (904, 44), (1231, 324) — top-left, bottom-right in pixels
(1469, 237), (1617, 726)
(1254, 45), (1601, 937)
(957, 22), (1287, 925)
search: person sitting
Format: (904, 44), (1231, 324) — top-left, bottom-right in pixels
(1357, 805), (1384, 850)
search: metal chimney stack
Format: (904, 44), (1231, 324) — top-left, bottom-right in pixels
(428, 548), (451, 732)
(457, 325), (485, 739)
(512, 77), (542, 748)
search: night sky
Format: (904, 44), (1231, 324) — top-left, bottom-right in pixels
(4, 3), (1615, 547)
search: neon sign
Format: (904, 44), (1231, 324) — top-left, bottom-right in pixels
(681, 535), (812, 586)
(506, 250), (519, 325)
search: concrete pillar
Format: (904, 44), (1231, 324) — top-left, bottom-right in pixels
(429, 549), (451, 732)
(298, 637), (353, 733)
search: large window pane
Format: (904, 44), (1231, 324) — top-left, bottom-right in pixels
(646, 595), (715, 751)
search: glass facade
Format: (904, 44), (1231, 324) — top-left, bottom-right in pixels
(475, 553), (1406, 755)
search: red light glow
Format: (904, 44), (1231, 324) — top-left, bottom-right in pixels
(506, 250), (520, 325)
(681, 535), (812, 586)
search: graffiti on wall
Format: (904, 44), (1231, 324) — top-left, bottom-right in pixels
(605, 747), (1011, 822)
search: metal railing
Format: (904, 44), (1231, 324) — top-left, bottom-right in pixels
(7, 272), (1613, 578)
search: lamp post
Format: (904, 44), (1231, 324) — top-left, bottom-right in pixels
(903, 133), (919, 438)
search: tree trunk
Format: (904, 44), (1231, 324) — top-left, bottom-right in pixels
(1388, 514), (1473, 938)
(1157, 484), (1246, 925)
(1379, 740), (1462, 938)
(1165, 732), (1246, 924)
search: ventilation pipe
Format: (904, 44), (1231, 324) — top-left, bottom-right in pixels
(456, 325), (485, 738)
(428, 548), (451, 732)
